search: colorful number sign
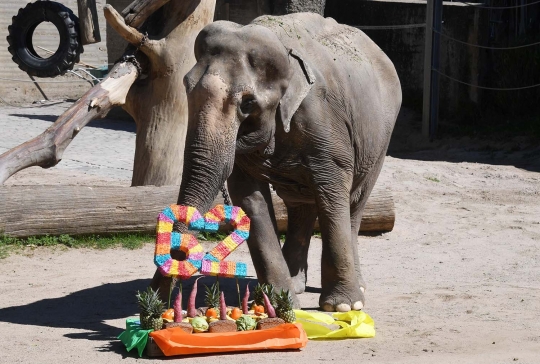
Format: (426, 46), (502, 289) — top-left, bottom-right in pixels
(154, 204), (250, 279)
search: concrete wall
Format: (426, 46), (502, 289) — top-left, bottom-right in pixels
(325, 0), (490, 117)
(106, 0), (133, 64)
(213, 0), (325, 23)
(214, 0), (267, 24)
(0, 0), (108, 103)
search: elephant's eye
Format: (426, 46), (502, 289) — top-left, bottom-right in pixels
(240, 97), (257, 115)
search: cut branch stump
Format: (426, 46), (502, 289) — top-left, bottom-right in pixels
(77, 0), (101, 44)
(0, 184), (394, 238)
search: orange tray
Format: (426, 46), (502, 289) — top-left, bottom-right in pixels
(149, 323), (308, 356)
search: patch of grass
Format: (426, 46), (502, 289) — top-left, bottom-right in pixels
(426, 176), (440, 183)
(0, 233), (154, 259)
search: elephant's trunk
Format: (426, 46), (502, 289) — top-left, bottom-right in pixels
(177, 139), (235, 213)
(177, 86), (238, 212)
(178, 69), (242, 213)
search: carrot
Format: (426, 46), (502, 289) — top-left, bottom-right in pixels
(162, 308), (174, 321)
(187, 276), (202, 318)
(173, 290), (182, 322)
(206, 307), (218, 318)
(230, 307), (242, 320)
(263, 292), (276, 318)
(254, 305), (265, 315)
(219, 291), (227, 320)
(242, 283), (250, 314)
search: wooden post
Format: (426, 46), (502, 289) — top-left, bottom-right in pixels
(422, 0), (443, 139)
(77, 0), (101, 45)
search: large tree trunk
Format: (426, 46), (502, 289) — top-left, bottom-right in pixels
(0, 0), (216, 187)
(118, 0), (216, 186)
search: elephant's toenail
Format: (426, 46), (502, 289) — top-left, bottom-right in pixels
(360, 286), (365, 293)
(352, 301), (364, 310)
(322, 303), (335, 312)
(336, 303), (351, 312)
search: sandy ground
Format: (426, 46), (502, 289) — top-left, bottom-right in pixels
(1, 104), (539, 363)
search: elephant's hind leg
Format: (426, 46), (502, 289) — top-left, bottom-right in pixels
(350, 201), (367, 295)
(282, 203), (318, 294)
(316, 185), (365, 312)
(349, 148), (391, 302)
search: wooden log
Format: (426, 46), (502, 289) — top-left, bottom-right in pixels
(271, 186), (395, 234)
(77, 0), (101, 45)
(0, 185), (394, 238)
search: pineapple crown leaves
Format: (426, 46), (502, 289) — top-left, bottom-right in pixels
(275, 289), (296, 323)
(204, 281), (221, 308)
(254, 283), (277, 306)
(276, 289), (294, 311)
(136, 287), (165, 318)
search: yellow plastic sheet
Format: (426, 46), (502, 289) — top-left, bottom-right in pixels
(294, 310), (375, 339)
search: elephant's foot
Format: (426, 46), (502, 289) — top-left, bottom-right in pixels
(291, 270), (307, 294)
(319, 280), (365, 312)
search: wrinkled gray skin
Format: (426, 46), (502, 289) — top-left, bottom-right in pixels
(178, 13), (401, 312)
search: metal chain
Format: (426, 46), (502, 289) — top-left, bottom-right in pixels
(113, 32), (148, 76)
(115, 54), (142, 76)
(221, 185), (232, 206)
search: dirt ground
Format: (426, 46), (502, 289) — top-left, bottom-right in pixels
(0, 105), (539, 363)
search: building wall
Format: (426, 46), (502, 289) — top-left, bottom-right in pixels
(325, 0), (490, 117)
(0, 0), (108, 103)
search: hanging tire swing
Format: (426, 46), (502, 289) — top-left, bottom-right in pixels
(7, 1), (83, 78)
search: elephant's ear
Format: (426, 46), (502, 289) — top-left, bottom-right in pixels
(279, 49), (316, 133)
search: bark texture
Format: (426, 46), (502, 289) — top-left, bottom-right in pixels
(0, 184), (394, 238)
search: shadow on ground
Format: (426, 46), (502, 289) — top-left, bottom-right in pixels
(0, 276), (258, 343)
(0, 279), (149, 341)
(388, 108), (540, 173)
(9, 113), (136, 133)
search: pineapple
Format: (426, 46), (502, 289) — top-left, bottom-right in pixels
(253, 283), (276, 307)
(136, 287), (165, 331)
(276, 289), (296, 323)
(204, 282), (220, 317)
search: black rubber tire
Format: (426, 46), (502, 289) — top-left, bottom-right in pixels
(7, 1), (83, 78)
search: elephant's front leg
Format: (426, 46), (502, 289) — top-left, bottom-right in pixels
(281, 202), (318, 294)
(316, 186), (365, 312)
(227, 165), (299, 306)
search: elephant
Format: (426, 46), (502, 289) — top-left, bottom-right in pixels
(177, 12), (402, 312)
